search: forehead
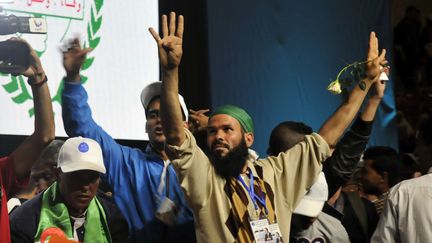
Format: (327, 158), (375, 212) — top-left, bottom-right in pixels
(147, 97), (161, 110)
(363, 159), (375, 169)
(62, 170), (99, 179)
(208, 114), (241, 129)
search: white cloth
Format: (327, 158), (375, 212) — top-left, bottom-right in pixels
(371, 173), (432, 243)
(70, 213), (86, 241)
(7, 198), (21, 214)
(294, 212), (350, 243)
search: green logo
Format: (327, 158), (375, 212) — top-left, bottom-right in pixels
(1, 0), (103, 117)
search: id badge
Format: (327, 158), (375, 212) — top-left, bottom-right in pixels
(249, 218), (270, 243)
(155, 197), (178, 226)
(249, 218), (284, 243)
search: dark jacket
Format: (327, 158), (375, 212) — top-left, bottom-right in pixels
(9, 192), (129, 243)
(323, 116), (379, 242)
(324, 117), (372, 197)
(340, 192), (379, 243)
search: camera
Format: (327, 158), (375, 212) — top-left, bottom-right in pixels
(0, 40), (30, 74)
(0, 14), (47, 74)
(0, 15), (47, 35)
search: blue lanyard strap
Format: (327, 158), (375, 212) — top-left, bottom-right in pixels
(237, 168), (268, 214)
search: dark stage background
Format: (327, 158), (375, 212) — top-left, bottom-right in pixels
(162, 0), (397, 156)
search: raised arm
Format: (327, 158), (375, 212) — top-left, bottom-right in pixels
(149, 12), (185, 146)
(11, 39), (55, 178)
(362, 77), (386, 122)
(60, 38), (131, 183)
(318, 32), (387, 147)
(324, 80), (386, 196)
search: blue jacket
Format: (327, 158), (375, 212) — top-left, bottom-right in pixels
(62, 83), (196, 243)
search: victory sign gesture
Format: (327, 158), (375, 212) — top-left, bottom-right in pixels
(149, 12), (184, 71)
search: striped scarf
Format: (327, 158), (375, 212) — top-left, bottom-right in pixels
(224, 165), (277, 243)
(372, 191), (389, 215)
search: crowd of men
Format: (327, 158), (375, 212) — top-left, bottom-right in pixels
(0, 12), (431, 243)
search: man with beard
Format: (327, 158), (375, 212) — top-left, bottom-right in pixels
(149, 12), (387, 242)
(360, 146), (402, 214)
(371, 116), (432, 242)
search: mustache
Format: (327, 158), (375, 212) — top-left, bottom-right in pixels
(211, 140), (230, 149)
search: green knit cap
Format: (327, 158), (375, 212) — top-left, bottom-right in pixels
(210, 105), (254, 133)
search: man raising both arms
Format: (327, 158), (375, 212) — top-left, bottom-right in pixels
(150, 12), (387, 242)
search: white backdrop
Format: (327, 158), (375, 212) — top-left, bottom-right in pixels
(0, 0), (159, 140)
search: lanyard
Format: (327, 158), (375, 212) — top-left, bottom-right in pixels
(237, 168), (268, 214)
(157, 160), (171, 199)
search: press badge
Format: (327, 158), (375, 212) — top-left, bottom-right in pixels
(155, 197), (178, 226)
(249, 218), (284, 243)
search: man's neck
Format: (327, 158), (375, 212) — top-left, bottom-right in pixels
(150, 143), (169, 160)
(68, 207), (86, 218)
(379, 186), (389, 196)
(16, 191), (36, 200)
(240, 163), (249, 175)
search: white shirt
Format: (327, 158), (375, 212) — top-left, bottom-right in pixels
(70, 212), (87, 241)
(7, 198), (21, 213)
(371, 173), (432, 243)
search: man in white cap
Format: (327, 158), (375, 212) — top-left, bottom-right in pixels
(9, 137), (113, 243)
(60, 39), (195, 243)
(290, 172), (350, 242)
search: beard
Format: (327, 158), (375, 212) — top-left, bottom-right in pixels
(361, 181), (381, 195)
(209, 137), (249, 179)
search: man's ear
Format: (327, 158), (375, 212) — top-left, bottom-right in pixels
(244, 132), (254, 148)
(381, 171), (388, 184)
(183, 121), (188, 129)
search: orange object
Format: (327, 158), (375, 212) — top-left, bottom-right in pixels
(40, 227), (79, 243)
(48, 235), (80, 243)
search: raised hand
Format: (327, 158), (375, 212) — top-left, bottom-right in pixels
(62, 38), (92, 82)
(9, 38), (46, 84)
(366, 32), (387, 82)
(371, 67), (389, 99)
(149, 12), (184, 71)
(188, 109), (210, 133)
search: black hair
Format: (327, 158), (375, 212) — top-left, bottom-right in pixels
(267, 121), (313, 156)
(363, 146), (399, 161)
(418, 116), (432, 145)
(363, 146), (402, 187)
(406, 5), (419, 14)
(369, 156), (402, 187)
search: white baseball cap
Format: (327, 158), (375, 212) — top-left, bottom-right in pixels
(293, 172), (328, 218)
(57, 137), (106, 174)
(140, 81), (189, 121)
